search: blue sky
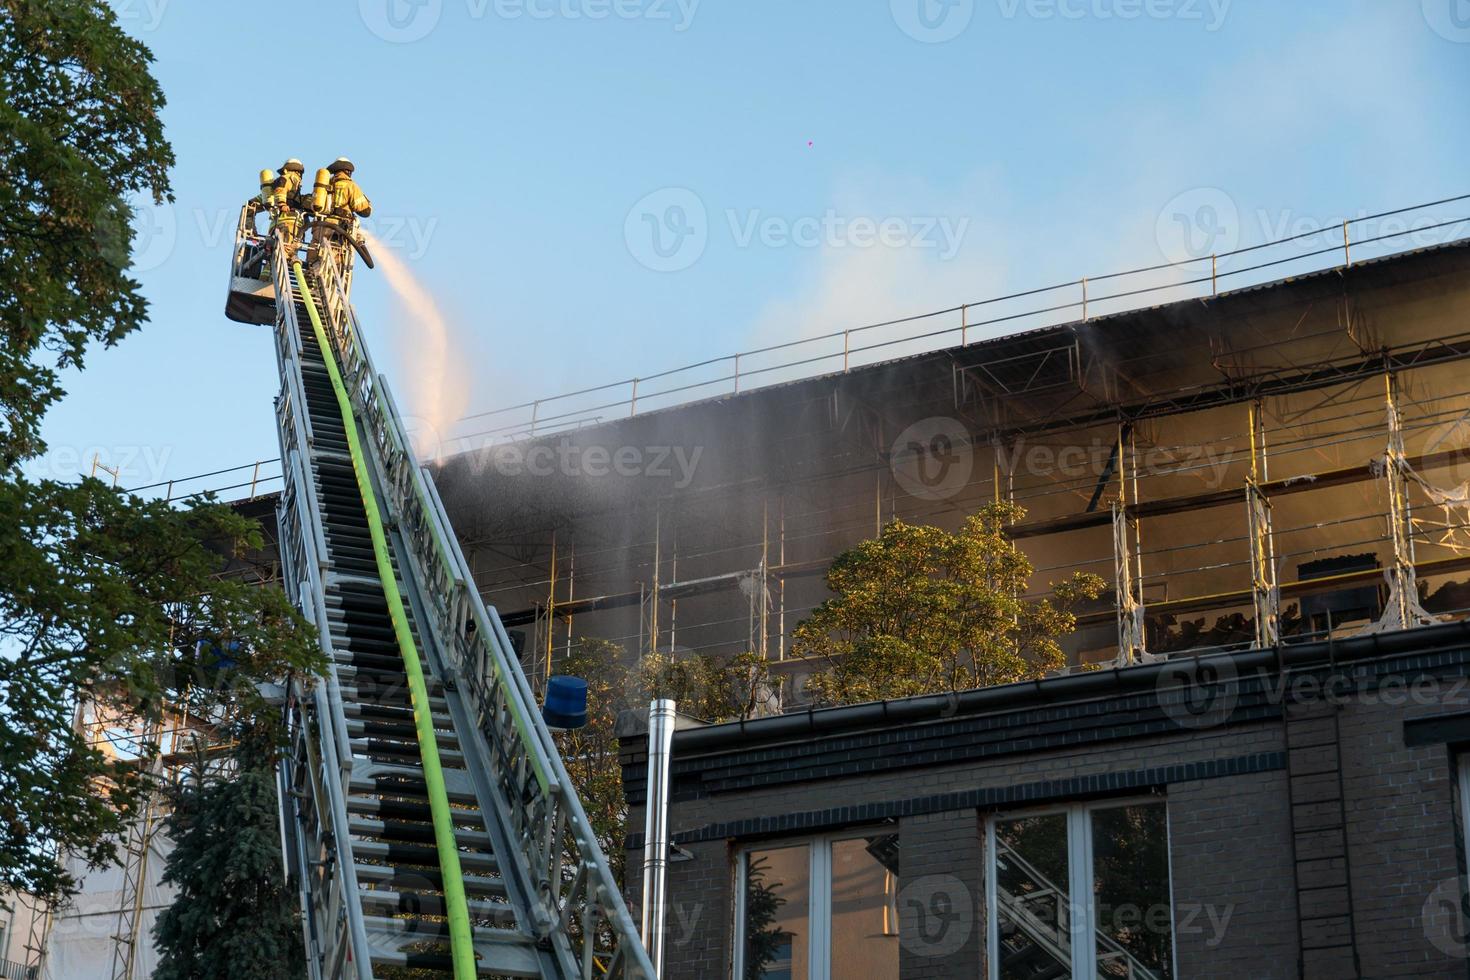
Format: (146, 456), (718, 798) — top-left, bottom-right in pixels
(30, 0), (1470, 492)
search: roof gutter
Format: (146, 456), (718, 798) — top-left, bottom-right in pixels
(671, 618), (1470, 754)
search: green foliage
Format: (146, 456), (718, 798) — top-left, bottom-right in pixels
(151, 723), (305, 980)
(0, 0), (320, 911)
(793, 503), (1105, 706)
(637, 649), (775, 724)
(0, 0), (174, 467)
(551, 639), (774, 885)
(0, 478), (320, 903)
(553, 638), (638, 884)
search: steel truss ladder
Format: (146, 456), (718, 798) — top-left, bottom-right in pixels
(231, 218), (652, 979)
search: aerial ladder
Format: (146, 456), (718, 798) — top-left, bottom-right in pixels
(226, 202), (654, 979)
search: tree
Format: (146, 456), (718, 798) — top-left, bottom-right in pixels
(636, 649), (776, 724)
(552, 639), (775, 884)
(793, 503), (1105, 706)
(0, 0), (173, 468)
(0, 480), (320, 904)
(554, 638), (639, 884)
(0, 0), (321, 909)
(151, 722), (305, 980)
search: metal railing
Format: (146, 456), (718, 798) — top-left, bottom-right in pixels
(0, 959), (35, 980)
(125, 458), (283, 504)
(995, 838), (1162, 980)
(312, 243), (653, 977)
(454, 192), (1470, 445)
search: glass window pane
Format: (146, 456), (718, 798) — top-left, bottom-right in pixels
(743, 845), (810, 980)
(829, 834), (900, 980)
(1091, 803), (1174, 980)
(994, 813), (1072, 980)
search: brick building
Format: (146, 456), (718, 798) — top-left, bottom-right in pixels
(619, 623), (1470, 978)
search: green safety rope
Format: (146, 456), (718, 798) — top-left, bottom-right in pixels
(293, 262), (477, 980)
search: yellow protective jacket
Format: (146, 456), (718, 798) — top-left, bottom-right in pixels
(272, 170), (304, 211)
(330, 174), (372, 219)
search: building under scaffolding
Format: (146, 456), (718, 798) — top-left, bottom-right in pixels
(435, 240), (1470, 702)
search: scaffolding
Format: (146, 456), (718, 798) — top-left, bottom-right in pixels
(22, 693), (219, 980)
(436, 238), (1470, 697)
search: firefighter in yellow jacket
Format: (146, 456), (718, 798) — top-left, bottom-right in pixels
(325, 157), (372, 224)
(270, 158), (307, 248)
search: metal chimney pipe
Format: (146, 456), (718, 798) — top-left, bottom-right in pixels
(640, 698), (677, 975)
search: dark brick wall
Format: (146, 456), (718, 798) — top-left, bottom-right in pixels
(623, 645), (1470, 979)
(1339, 688), (1468, 978)
(1167, 768), (1299, 978)
(897, 810), (984, 979)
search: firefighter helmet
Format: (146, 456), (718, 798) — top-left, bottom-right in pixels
(327, 157), (355, 175)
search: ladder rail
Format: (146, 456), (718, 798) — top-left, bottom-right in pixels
(291, 260), (478, 980)
(268, 234), (375, 980)
(311, 244), (653, 976)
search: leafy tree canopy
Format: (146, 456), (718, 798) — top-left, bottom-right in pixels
(0, 0), (173, 467)
(553, 639), (773, 884)
(0, 480), (319, 903)
(0, 0), (320, 909)
(793, 503), (1105, 705)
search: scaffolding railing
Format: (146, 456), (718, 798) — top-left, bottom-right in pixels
(453, 193), (1470, 445)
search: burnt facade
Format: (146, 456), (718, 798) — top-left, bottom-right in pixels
(435, 241), (1470, 693)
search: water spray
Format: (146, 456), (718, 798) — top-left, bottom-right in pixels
(360, 228), (470, 463)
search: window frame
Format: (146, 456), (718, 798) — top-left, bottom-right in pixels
(732, 827), (900, 980)
(985, 796), (1177, 980)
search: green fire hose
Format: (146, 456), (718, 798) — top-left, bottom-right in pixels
(293, 262), (476, 980)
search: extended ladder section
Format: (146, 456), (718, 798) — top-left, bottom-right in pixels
(231, 218), (652, 979)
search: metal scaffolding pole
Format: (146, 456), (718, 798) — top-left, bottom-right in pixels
(777, 493), (787, 662)
(1382, 371), (1423, 628)
(1247, 400), (1281, 649)
(1113, 423), (1147, 664)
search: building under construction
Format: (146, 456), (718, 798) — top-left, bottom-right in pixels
(432, 230), (1470, 978)
(435, 234), (1470, 689)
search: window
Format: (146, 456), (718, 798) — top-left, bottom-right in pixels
(987, 799), (1174, 980)
(735, 831), (900, 980)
